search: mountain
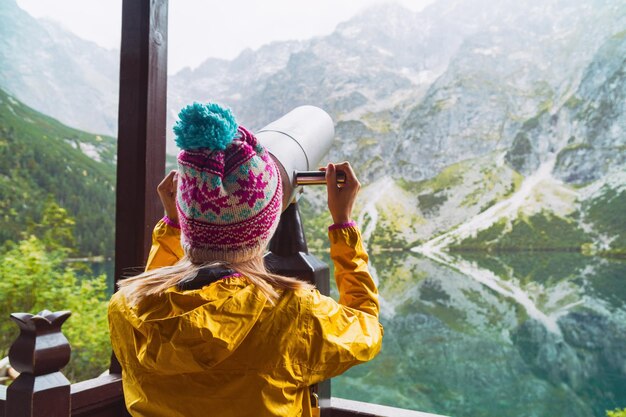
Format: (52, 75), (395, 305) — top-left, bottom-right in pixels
(0, 87), (116, 256)
(412, 28), (626, 257)
(1, 0), (625, 257)
(0, 0), (119, 136)
(552, 31), (626, 183)
(394, 0), (626, 179)
(168, 0), (626, 178)
(166, 0), (509, 155)
(295, 0), (625, 259)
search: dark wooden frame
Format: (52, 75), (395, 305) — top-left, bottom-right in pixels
(111, 0), (168, 377)
(114, 0), (168, 293)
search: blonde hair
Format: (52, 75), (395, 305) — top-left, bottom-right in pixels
(117, 255), (314, 307)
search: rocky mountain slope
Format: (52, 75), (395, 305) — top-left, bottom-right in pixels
(168, 0), (626, 258)
(411, 29), (626, 257)
(0, 0), (119, 136)
(1, 0), (624, 256)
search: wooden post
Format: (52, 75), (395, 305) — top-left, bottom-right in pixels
(114, 0), (168, 285)
(6, 310), (72, 417)
(112, 0), (168, 373)
(265, 202), (332, 416)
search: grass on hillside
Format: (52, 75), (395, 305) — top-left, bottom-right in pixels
(0, 88), (116, 256)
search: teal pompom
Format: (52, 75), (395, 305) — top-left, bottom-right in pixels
(173, 102), (239, 151)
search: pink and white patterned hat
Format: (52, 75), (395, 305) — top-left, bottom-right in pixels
(173, 102), (282, 264)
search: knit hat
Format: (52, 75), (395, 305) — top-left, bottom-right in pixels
(173, 102), (283, 264)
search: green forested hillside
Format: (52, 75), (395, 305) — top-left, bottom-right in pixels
(0, 88), (116, 256)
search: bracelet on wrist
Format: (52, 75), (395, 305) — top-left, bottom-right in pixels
(162, 215), (180, 229)
(328, 220), (357, 231)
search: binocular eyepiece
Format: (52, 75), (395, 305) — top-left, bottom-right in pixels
(294, 170), (346, 186)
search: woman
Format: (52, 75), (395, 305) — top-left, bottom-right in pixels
(108, 102), (383, 417)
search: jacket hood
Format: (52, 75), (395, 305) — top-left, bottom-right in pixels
(111, 277), (267, 374)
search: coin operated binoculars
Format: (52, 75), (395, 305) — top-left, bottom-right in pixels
(257, 105), (336, 286)
(258, 106), (335, 415)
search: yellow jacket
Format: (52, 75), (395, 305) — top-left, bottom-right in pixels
(108, 219), (383, 417)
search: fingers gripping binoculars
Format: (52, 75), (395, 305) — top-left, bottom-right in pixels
(256, 106), (344, 206)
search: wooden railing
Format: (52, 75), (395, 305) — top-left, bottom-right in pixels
(0, 310), (122, 417)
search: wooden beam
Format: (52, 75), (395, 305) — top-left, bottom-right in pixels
(331, 398), (450, 417)
(112, 0), (168, 373)
(114, 0), (168, 285)
(71, 374), (129, 417)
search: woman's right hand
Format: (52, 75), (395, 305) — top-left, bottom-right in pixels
(157, 170), (179, 224)
(325, 162), (361, 224)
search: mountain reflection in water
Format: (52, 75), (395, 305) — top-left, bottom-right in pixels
(332, 251), (626, 417)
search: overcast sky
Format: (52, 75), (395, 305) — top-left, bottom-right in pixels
(16, 0), (436, 74)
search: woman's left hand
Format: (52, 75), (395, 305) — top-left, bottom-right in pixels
(157, 170), (179, 224)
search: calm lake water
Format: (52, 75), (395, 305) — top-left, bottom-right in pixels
(94, 252), (626, 416)
(331, 251), (626, 417)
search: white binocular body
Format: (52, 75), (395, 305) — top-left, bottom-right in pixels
(256, 106), (336, 204)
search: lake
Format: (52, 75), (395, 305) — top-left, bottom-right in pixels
(331, 251), (626, 417)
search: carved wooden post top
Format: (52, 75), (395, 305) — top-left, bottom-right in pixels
(8, 310), (71, 375)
